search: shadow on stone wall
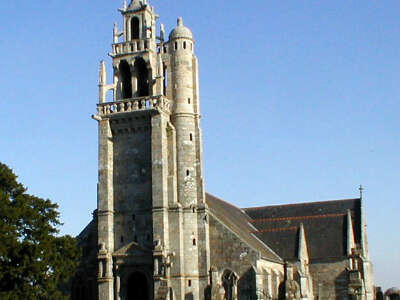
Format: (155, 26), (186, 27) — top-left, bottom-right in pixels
(185, 292), (194, 300)
(334, 270), (349, 300)
(238, 268), (256, 300)
(204, 285), (211, 300)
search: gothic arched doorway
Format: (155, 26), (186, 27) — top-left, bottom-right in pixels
(127, 272), (149, 300)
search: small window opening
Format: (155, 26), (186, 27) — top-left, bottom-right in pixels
(193, 239), (196, 246)
(186, 170), (190, 176)
(132, 214), (136, 221)
(174, 42), (178, 50)
(189, 133), (193, 141)
(188, 280), (192, 287)
(183, 41), (187, 49)
(188, 98), (191, 104)
(120, 236), (124, 243)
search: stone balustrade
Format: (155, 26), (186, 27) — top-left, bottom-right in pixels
(112, 39), (153, 56)
(97, 96), (170, 116)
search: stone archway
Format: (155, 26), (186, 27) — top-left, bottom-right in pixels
(127, 272), (149, 300)
(222, 269), (238, 300)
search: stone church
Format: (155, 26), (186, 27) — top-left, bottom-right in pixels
(73, 1), (375, 299)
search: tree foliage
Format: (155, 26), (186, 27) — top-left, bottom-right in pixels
(0, 162), (80, 299)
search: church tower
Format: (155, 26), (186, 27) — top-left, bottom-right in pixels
(93, 1), (210, 299)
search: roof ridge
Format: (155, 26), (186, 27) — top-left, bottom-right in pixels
(243, 198), (360, 211)
(250, 212), (348, 223)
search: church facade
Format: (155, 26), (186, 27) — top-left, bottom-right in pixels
(73, 1), (375, 299)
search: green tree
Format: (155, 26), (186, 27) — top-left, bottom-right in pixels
(0, 162), (80, 299)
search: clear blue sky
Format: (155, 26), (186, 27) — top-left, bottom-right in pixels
(0, 0), (398, 291)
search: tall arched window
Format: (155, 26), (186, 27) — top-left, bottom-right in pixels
(119, 60), (132, 99)
(131, 17), (140, 40)
(134, 58), (149, 97)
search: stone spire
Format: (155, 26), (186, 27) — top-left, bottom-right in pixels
(298, 223), (309, 263)
(347, 209), (356, 255)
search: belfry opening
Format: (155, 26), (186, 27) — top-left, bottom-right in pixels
(131, 17), (140, 40)
(134, 58), (149, 97)
(119, 60), (132, 99)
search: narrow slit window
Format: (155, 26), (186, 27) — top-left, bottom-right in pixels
(120, 236), (124, 243)
(163, 64), (168, 96)
(188, 280), (192, 287)
(183, 41), (187, 49)
(186, 170), (190, 176)
(190, 133), (193, 141)
(188, 98), (191, 104)
(193, 238), (196, 246)
(174, 42), (178, 50)
(132, 214), (136, 221)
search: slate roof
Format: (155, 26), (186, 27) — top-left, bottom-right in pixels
(243, 199), (362, 262)
(205, 193), (282, 263)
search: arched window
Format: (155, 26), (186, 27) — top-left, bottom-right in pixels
(127, 272), (148, 300)
(222, 270), (237, 300)
(134, 58), (149, 97)
(119, 60), (132, 99)
(131, 17), (140, 40)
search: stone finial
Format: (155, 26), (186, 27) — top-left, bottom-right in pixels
(160, 24), (165, 41)
(359, 184), (364, 199)
(177, 17), (183, 26)
(123, 0), (128, 10)
(99, 61), (106, 86)
(113, 23), (119, 44)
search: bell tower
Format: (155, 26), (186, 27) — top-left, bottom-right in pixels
(93, 0), (210, 299)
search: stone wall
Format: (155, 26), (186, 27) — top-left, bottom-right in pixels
(110, 113), (153, 251)
(310, 260), (349, 299)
